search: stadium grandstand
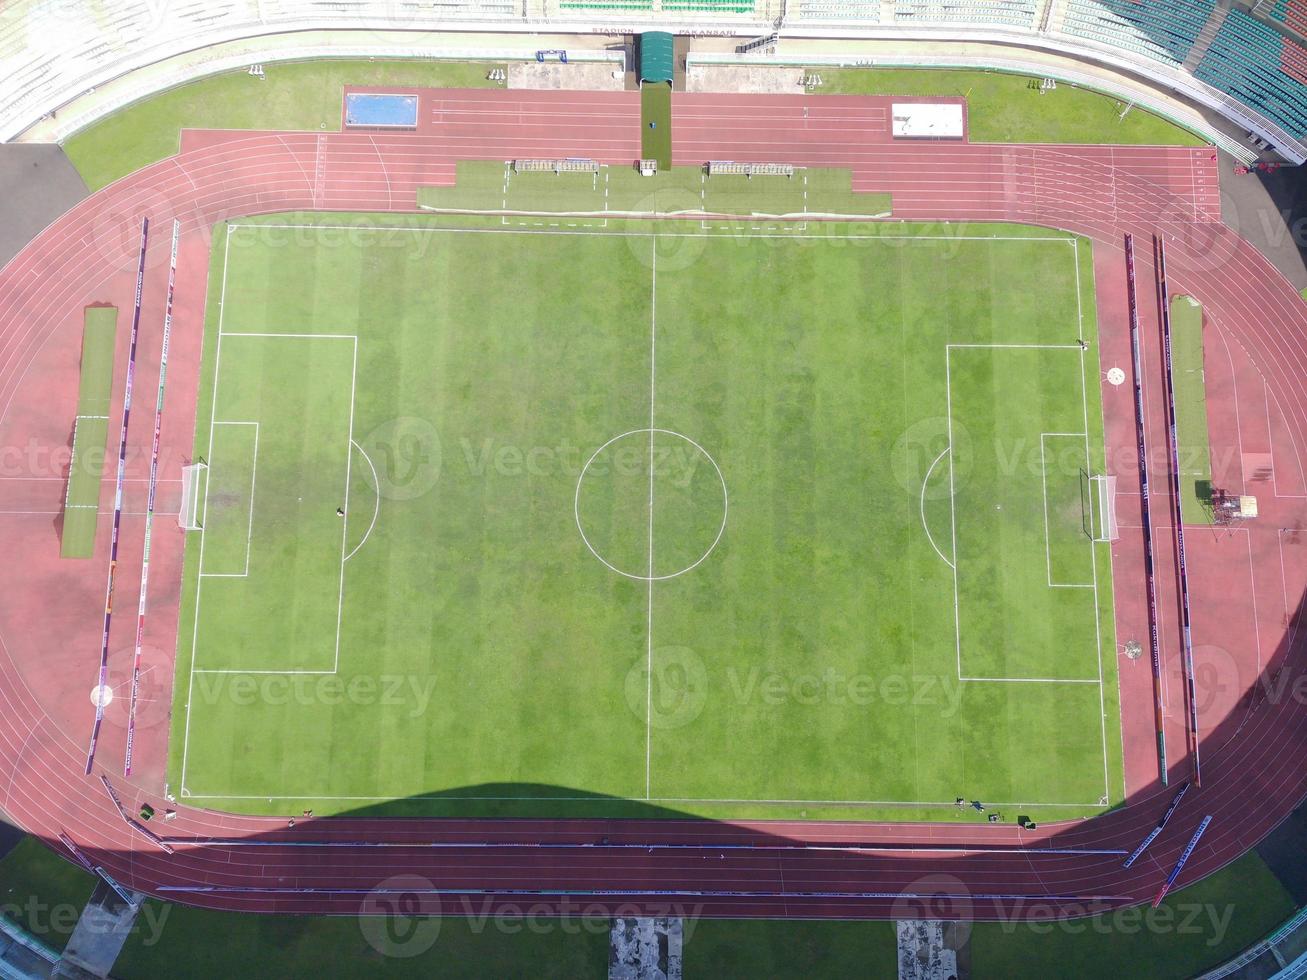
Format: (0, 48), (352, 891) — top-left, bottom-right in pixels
(1, 0), (1307, 158)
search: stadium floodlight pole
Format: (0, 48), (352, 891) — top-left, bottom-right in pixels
(84, 216), (149, 777)
(125, 219), (180, 777)
(1154, 234), (1202, 787)
(1125, 233), (1169, 787)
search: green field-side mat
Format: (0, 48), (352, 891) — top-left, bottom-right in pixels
(418, 161), (892, 218)
(641, 82), (672, 170)
(60, 307), (117, 558)
(1169, 295), (1214, 525)
(810, 67), (1208, 146)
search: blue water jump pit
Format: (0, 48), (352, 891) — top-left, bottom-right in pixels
(344, 93), (419, 129)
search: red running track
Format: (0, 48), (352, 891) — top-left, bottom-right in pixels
(0, 89), (1303, 920)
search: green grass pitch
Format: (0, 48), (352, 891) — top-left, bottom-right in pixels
(169, 214), (1122, 821)
(1169, 295), (1215, 525)
(61, 306), (117, 558)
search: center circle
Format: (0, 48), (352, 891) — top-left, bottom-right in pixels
(574, 428), (728, 581)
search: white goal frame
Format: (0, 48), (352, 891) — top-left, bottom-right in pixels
(1091, 474), (1119, 542)
(178, 461), (207, 531)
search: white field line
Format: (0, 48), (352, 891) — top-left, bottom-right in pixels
(946, 343), (1103, 689)
(945, 346), (963, 682)
(189, 223), (1114, 807)
(1040, 432), (1095, 589)
(180, 228), (233, 792)
(181, 226), (358, 795)
(180, 791), (1108, 808)
(343, 439), (381, 563)
(1074, 236), (1114, 807)
(920, 447), (954, 570)
(232, 221), (1078, 244)
(198, 421), (258, 579)
(336, 337), (359, 674)
(646, 243), (656, 802)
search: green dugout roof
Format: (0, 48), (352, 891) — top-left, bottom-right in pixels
(639, 32), (673, 84)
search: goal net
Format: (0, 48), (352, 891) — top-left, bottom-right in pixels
(1090, 474), (1119, 542)
(178, 461), (207, 530)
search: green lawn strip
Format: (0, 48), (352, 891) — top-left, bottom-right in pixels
(61, 306), (117, 558)
(682, 920), (897, 978)
(1169, 295), (1215, 524)
(173, 214), (1114, 821)
(650, 233), (1110, 808)
(641, 82), (672, 169)
(1078, 238), (1125, 805)
(63, 60), (502, 191)
(1300, 286), (1307, 303)
(0, 838), (95, 952)
(0, 831), (1295, 977)
(418, 161), (891, 217)
(173, 221), (651, 808)
(971, 852), (1297, 979)
(814, 68), (1207, 146)
(116, 899), (608, 979)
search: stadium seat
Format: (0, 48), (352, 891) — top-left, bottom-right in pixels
(1195, 10), (1307, 138)
(1060, 0), (1215, 66)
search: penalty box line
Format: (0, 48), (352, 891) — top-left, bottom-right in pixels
(944, 337), (1113, 807)
(944, 343), (1098, 685)
(190, 332), (357, 678)
(181, 226), (359, 792)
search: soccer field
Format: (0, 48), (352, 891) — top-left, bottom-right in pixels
(169, 215), (1122, 820)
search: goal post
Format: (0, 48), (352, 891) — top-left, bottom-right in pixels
(1090, 474), (1119, 542)
(178, 461), (207, 531)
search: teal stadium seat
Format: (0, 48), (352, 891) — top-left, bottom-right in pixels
(1062, 0), (1214, 66)
(1195, 10), (1307, 138)
(894, 0), (1037, 28)
(1267, 0), (1307, 36)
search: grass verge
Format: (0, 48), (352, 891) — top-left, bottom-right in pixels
(63, 60), (502, 190)
(418, 161), (891, 217)
(0, 838), (95, 952)
(60, 306), (117, 558)
(813, 68), (1207, 146)
(169, 214), (1117, 823)
(0, 834), (1293, 978)
(969, 852), (1297, 979)
(1169, 295), (1214, 524)
(641, 82), (672, 169)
